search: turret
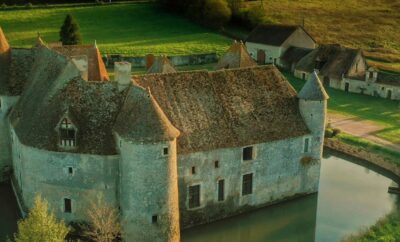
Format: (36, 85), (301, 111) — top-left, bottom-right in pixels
(114, 85), (180, 242)
(298, 71), (329, 159)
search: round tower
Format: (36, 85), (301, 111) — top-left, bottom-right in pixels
(298, 71), (329, 159)
(114, 85), (181, 242)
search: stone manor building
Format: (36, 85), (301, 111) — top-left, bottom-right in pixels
(0, 27), (328, 242)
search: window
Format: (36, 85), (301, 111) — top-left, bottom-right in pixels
(152, 215), (158, 224)
(304, 138), (310, 153)
(163, 147), (169, 156)
(188, 185), (200, 208)
(64, 198), (72, 213)
(67, 167), (74, 175)
(242, 146), (254, 161)
(60, 118), (76, 147)
(242, 173), (253, 196)
(369, 71), (373, 79)
(302, 73), (306, 80)
(218, 180), (224, 202)
(214, 160), (219, 168)
(191, 166), (196, 175)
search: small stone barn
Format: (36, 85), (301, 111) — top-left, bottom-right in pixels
(216, 41), (256, 70)
(294, 44), (367, 87)
(245, 24), (316, 66)
(342, 67), (400, 100)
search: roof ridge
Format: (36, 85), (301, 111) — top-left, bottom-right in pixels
(298, 71), (329, 100)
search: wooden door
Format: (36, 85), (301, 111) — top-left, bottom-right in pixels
(257, 50), (266, 65)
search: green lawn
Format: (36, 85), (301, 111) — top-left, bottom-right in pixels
(0, 3), (231, 56)
(283, 71), (400, 144)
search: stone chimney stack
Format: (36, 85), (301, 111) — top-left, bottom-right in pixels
(146, 54), (155, 70)
(114, 62), (132, 91)
(71, 55), (89, 81)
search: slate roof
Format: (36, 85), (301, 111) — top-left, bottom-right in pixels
(246, 24), (311, 46)
(134, 65), (309, 154)
(298, 71), (329, 101)
(52, 44), (109, 81)
(281, 47), (313, 64)
(10, 46), (125, 155)
(296, 44), (362, 79)
(377, 72), (400, 87)
(216, 41), (256, 70)
(146, 56), (177, 74)
(114, 85), (180, 143)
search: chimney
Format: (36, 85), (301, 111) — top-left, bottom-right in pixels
(114, 62), (132, 91)
(72, 55), (88, 81)
(146, 54), (155, 70)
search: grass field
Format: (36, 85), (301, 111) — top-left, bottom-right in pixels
(242, 0), (400, 72)
(0, 3), (232, 56)
(283, 71), (400, 144)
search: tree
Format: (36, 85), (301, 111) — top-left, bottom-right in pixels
(202, 0), (232, 29)
(227, 0), (242, 15)
(14, 195), (69, 242)
(83, 196), (121, 242)
(59, 14), (82, 45)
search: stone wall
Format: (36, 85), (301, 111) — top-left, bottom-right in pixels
(178, 135), (321, 229)
(103, 53), (218, 68)
(342, 77), (400, 100)
(10, 126), (119, 222)
(0, 96), (19, 182)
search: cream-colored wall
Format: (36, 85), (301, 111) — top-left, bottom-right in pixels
(246, 42), (282, 65)
(282, 28), (316, 49)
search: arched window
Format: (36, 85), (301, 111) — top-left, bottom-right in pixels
(60, 118), (76, 147)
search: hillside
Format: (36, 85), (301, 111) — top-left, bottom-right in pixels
(243, 0), (400, 72)
(0, 3), (231, 56)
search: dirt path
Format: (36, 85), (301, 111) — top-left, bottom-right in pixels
(327, 112), (400, 152)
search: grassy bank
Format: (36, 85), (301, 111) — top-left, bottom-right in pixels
(0, 3), (231, 56)
(330, 131), (400, 164)
(283, 71), (400, 144)
(240, 0), (400, 72)
(342, 211), (400, 242)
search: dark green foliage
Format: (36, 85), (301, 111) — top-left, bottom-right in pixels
(158, 0), (232, 29)
(59, 14), (82, 45)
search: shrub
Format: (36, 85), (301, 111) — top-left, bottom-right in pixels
(1, 3), (7, 9)
(25, 2), (32, 8)
(246, 5), (265, 27)
(202, 0), (231, 29)
(325, 128), (334, 138)
(300, 156), (316, 166)
(332, 128), (341, 136)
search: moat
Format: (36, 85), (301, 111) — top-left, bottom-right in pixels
(1, 150), (398, 242)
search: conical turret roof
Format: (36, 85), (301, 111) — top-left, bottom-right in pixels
(298, 71), (329, 100)
(216, 41), (256, 70)
(0, 27), (10, 54)
(146, 56), (176, 74)
(114, 85), (180, 142)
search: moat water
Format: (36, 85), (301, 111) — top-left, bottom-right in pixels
(0, 150), (398, 242)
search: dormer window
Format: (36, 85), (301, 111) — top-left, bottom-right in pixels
(59, 118), (77, 148)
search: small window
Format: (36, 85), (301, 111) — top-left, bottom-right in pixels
(191, 166), (196, 175)
(302, 73), (306, 80)
(304, 138), (310, 153)
(152, 215), (158, 224)
(163, 147), (169, 156)
(214, 160), (219, 168)
(119, 140), (122, 148)
(189, 185), (200, 209)
(369, 71), (373, 79)
(68, 167), (74, 175)
(381, 87), (385, 91)
(64, 198), (72, 213)
(242, 173), (253, 196)
(218, 180), (224, 202)
(242, 146), (254, 161)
